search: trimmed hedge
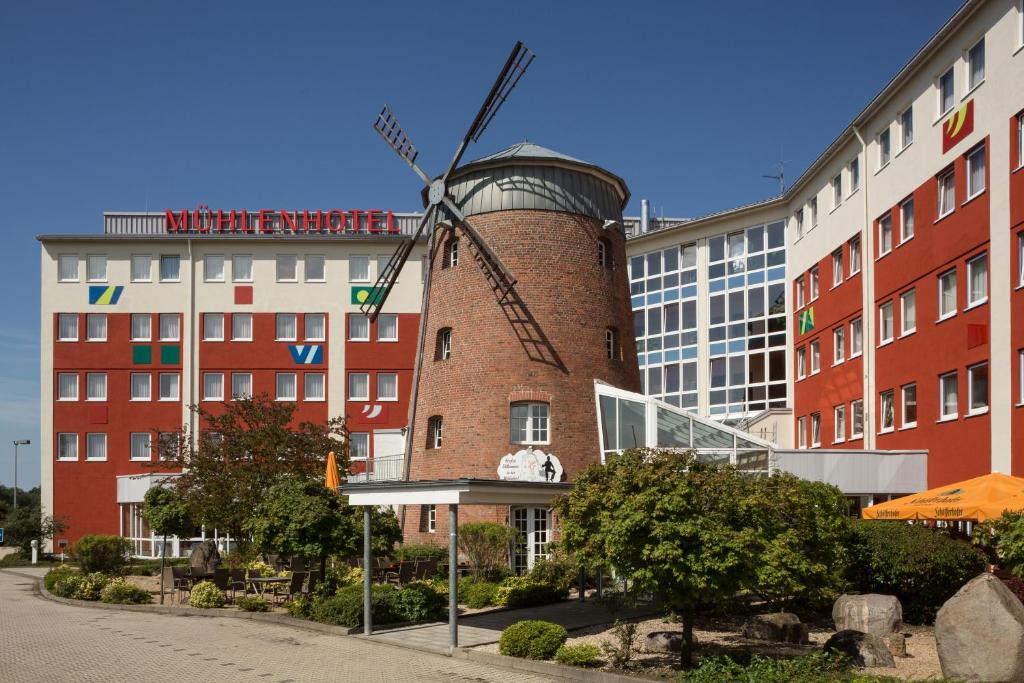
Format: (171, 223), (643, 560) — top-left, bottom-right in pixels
(236, 596), (271, 612)
(51, 571), (113, 601)
(73, 535), (131, 575)
(44, 566), (77, 592)
(848, 520), (987, 623)
(460, 578), (500, 608)
(189, 581), (226, 608)
(305, 582), (446, 628)
(496, 576), (566, 608)
(554, 643), (601, 667)
(499, 620), (568, 660)
(100, 578), (153, 604)
(394, 543), (448, 562)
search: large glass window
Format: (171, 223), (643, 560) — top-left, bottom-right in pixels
(967, 254), (987, 306)
(349, 314), (369, 341)
(879, 301), (894, 344)
(305, 254), (326, 282)
(159, 254), (180, 282)
(510, 402), (550, 445)
(130, 373), (150, 401)
(131, 255), (151, 282)
(967, 38), (985, 90)
(377, 314), (398, 342)
(940, 371), (959, 420)
(878, 213), (892, 256)
(902, 383), (917, 427)
(58, 313), (78, 341)
(159, 314), (180, 341)
(901, 290), (916, 335)
(305, 313), (326, 341)
(276, 254), (298, 282)
(131, 314), (151, 341)
(377, 373), (398, 401)
(232, 254), (253, 282)
(276, 373), (297, 401)
(968, 363), (988, 415)
(203, 313), (224, 341)
(880, 390), (895, 433)
(939, 67), (955, 116)
(86, 255), (107, 282)
(58, 255), (79, 282)
(900, 198), (914, 243)
(276, 313), (297, 341)
(939, 269), (957, 319)
(204, 254), (225, 282)
(938, 168), (956, 217)
(86, 314), (107, 342)
(348, 373), (369, 401)
(304, 373), (325, 401)
(58, 373), (78, 401)
(967, 144), (986, 199)
(232, 313), (253, 341)
(232, 373), (252, 400)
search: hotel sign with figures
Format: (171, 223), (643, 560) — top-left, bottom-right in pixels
(498, 448), (564, 483)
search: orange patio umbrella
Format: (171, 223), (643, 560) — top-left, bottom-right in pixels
(862, 472), (1024, 522)
(325, 450), (341, 492)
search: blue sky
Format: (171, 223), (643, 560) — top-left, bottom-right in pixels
(0, 1), (961, 489)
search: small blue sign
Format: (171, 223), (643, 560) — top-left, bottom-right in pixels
(0, 527), (5, 544)
(288, 344), (323, 365)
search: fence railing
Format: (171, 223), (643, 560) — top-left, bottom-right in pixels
(347, 453), (404, 483)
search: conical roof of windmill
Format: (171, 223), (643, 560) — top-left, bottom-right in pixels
(431, 141), (630, 220)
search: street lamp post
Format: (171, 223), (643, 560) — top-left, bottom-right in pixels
(12, 440), (30, 509)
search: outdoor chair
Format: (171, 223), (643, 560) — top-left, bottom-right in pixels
(276, 571), (307, 606)
(386, 561), (416, 586)
(169, 566), (191, 604)
(290, 557), (307, 572)
(229, 568), (246, 594)
(213, 568), (245, 603)
(305, 570), (321, 597)
(413, 559), (438, 581)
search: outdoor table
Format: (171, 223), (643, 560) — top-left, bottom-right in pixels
(247, 576), (289, 598)
(188, 571), (214, 585)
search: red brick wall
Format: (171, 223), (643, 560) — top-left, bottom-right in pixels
(1010, 112), (1024, 476)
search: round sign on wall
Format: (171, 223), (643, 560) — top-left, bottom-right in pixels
(497, 448), (563, 483)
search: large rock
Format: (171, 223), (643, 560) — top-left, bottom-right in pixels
(935, 573), (1024, 683)
(189, 540), (220, 573)
(645, 631), (683, 654)
(823, 629), (896, 668)
(741, 613), (809, 644)
(832, 594), (903, 635)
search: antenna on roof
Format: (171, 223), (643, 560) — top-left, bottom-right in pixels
(762, 146), (790, 195)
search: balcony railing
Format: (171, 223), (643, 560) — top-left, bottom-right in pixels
(347, 453), (404, 483)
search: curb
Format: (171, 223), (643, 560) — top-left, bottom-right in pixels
(453, 649), (642, 683)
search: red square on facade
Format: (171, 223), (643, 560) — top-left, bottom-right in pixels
(234, 286), (253, 305)
(88, 405), (108, 424)
(967, 324), (988, 349)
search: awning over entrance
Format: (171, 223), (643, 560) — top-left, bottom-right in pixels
(861, 472), (1024, 521)
(341, 478), (572, 651)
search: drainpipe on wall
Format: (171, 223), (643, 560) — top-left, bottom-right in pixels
(852, 127), (874, 449)
(188, 238), (196, 447)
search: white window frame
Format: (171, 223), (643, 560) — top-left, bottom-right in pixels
(349, 314), (370, 342)
(159, 313), (180, 342)
(349, 433), (370, 460)
(130, 433), (152, 462)
(159, 254), (181, 282)
(304, 372), (326, 402)
(849, 237), (861, 275)
(203, 313), (225, 342)
(276, 372), (297, 401)
(849, 158), (860, 192)
(130, 254), (152, 283)
(231, 312), (253, 341)
(86, 254), (107, 283)
(809, 267), (819, 301)
(203, 372), (225, 401)
(810, 413), (821, 447)
(348, 373), (370, 401)
(878, 212), (893, 256)
(968, 362), (989, 416)
(938, 66), (955, 118)
(58, 254), (79, 282)
(427, 505), (436, 533)
(940, 371), (959, 421)
(900, 105), (914, 150)
(57, 373), (79, 401)
(159, 373), (180, 402)
(879, 301), (894, 346)
(1018, 113), (1024, 171)
(797, 346), (806, 380)
(1020, 350), (1024, 405)
(276, 313), (298, 341)
(86, 373), (107, 401)
(57, 433), (78, 461)
(428, 416), (443, 449)
(57, 313), (77, 342)
(966, 144), (986, 200)
(795, 279), (805, 309)
(850, 318), (863, 358)
(130, 373), (151, 402)
(832, 174), (842, 208)
(939, 269), (958, 320)
(938, 168), (956, 218)
(900, 289), (916, 336)
(130, 313), (151, 342)
(86, 313), (107, 342)
(204, 254), (225, 282)
(305, 254), (326, 282)
(851, 399), (864, 439)
(832, 250), (843, 287)
(810, 340), (820, 375)
(794, 209), (804, 239)
(377, 313), (398, 342)
(438, 328), (452, 360)
(810, 197), (818, 226)
(231, 372), (253, 400)
(349, 255), (370, 283)
(833, 405), (845, 444)
(966, 37), (985, 92)
(605, 328), (618, 360)
(879, 390), (895, 434)
(878, 128), (891, 168)
(276, 254), (298, 282)
(1020, 233), (1024, 288)
(376, 372), (398, 402)
(900, 198), (914, 244)
(833, 327), (845, 365)
(510, 402), (551, 445)
(232, 254), (253, 282)
(966, 253), (988, 309)
(900, 383), (918, 429)
(86, 433), (107, 462)
(797, 417), (807, 448)
(303, 312), (326, 342)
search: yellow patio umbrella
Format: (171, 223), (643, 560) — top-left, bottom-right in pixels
(325, 450), (341, 492)
(862, 472), (1024, 521)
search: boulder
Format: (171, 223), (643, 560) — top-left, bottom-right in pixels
(189, 540), (220, 573)
(935, 573), (1024, 683)
(882, 633), (906, 658)
(740, 612), (809, 644)
(832, 594), (903, 635)
(823, 629), (896, 668)
(645, 631), (683, 654)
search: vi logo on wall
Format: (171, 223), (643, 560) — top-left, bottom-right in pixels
(288, 344), (323, 364)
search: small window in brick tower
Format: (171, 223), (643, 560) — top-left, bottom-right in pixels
(606, 328), (619, 360)
(444, 237), (459, 268)
(598, 238), (612, 268)
(427, 416), (443, 449)
(436, 328), (452, 360)
(510, 402), (549, 445)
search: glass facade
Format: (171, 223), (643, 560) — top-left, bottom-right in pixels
(629, 220), (788, 419)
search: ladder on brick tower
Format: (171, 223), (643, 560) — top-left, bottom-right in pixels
(464, 227), (517, 303)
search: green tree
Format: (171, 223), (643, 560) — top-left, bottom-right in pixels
(149, 394), (348, 544)
(554, 449), (849, 666)
(245, 479), (402, 575)
(974, 511), (1024, 577)
(457, 522), (518, 581)
(142, 485), (194, 604)
(3, 505), (66, 557)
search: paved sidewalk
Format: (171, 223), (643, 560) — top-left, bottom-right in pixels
(370, 597), (657, 653)
(0, 569), (553, 682)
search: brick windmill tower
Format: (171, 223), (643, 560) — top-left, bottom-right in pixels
(364, 43), (639, 570)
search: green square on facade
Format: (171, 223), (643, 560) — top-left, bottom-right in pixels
(160, 345), (180, 365)
(132, 346), (152, 364)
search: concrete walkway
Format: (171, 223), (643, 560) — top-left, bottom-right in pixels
(368, 597), (658, 653)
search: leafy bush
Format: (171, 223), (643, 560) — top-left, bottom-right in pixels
(72, 535), (131, 575)
(245, 559), (279, 577)
(124, 557), (190, 577)
(236, 596), (270, 612)
(678, 652), (849, 683)
(529, 553), (577, 595)
(393, 581), (446, 622)
(310, 584), (401, 627)
(51, 571), (113, 601)
(554, 643), (601, 667)
(100, 578), (152, 604)
(44, 566), (77, 592)
(394, 543), (447, 561)
(311, 565), (363, 600)
(848, 520), (987, 623)
(423, 576), (449, 599)
(189, 580), (226, 608)
(498, 620), (568, 660)
(973, 511), (1024, 577)
(496, 576), (566, 608)
(601, 619), (639, 668)
(459, 577), (500, 608)
(458, 522), (518, 581)
(286, 595), (312, 619)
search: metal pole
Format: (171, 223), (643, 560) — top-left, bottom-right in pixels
(12, 440), (29, 510)
(364, 506), (372, 635)
(449, 504), (459, 651)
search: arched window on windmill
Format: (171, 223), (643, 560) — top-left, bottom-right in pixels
(598, 237), (612, 269)
(606, 327), (620, 360)
(436, 327), (452, 360)
(427, 416), (444, 449)
(444, 236), (460, 268)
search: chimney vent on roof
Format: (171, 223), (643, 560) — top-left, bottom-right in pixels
(640, 198), (650, 234)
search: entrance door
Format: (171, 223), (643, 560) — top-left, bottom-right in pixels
(510, 506), (552, 574)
